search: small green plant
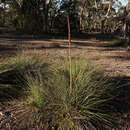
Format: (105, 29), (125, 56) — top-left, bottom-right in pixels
(0, 53), (48, 101)
(0, 60), (119, 129)
(0, 54), (43, 74)
(109, 40), (126, 47)
(48, 42), (60, 48)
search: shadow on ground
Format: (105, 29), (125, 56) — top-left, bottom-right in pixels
(106, 55), (130, 61)
(110, 76), (130, 113)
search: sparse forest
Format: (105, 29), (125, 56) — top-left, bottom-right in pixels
(0, 0), (130, 130)
(0, 0), (129, 37)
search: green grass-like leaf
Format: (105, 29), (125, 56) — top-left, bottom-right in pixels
(109, 40), (127, 47)
(0, 59), (120, 129)
(0, 53), (48, 101)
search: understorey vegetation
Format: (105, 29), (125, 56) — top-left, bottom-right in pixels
(0, 53), (121, 129)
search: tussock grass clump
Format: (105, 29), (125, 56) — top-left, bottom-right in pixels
(0, 60), (119, 129)
(0, 53), (45, 74)
(109, 40), (126, 47)
(48, 42), (60, 48)
(0, 53), (48, 101)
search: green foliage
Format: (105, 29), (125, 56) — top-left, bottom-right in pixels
(0, 0), (125, 34)
(1, 60), (119, 129)
(0, 54), (45, 77)
(12, 16), (24, 30)
(0, 53), (47, 101)
(48, 42), (60, 48)
(109, 40), (127, 47)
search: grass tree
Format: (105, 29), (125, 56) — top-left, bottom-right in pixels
(0, 59), (120, 129)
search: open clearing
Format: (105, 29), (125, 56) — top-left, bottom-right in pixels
(0, 35), (130, 99)
(0, 36), (130, 77)
(0, 35), (130, 128)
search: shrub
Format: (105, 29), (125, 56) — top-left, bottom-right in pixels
(109, 40), (126, 47)
(0, 60), (119, 129)
(48, 42), (60, 48)
(0, 53), (45, 73)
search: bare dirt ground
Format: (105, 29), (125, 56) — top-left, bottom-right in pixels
(0, 35), (130, 76)
(0, 32), (130, 129)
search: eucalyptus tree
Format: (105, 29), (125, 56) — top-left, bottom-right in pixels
(77, 0), (87, 32)
(89, 0), (120, 33)
(0, 0), (7, 26)
(8, 0), (53, 33)
(125, 2), (130, 42)
(52, 0), (80, 33)
(77, 0), (122, 33)
(0, 0), (125, 35)
(42, 0), (52, 33)
(0, 5), (5, 26)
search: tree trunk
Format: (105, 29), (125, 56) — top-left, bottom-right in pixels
(43, 1), (49, 33)
(45, 4), (49, 33)
(79, 0), (86, 32)
(128, 24), (130, 43)
(3, 1), (6, 26)
(123, 21), (127, 40)
(80, 17), (82, 31)
(101, 20), (105, 34)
